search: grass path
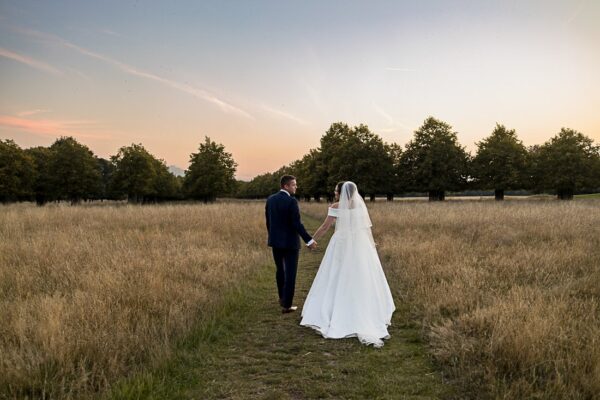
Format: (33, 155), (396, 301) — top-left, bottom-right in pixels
(108, 215), (454, 399)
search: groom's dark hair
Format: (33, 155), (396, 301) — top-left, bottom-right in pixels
(280, 175), (296, 188)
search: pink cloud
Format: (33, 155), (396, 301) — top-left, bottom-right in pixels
(0, 115), (111, 139)
(17, 109), (52, 117)
(0, 47), (61, 75)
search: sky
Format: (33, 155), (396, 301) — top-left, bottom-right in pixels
(1, 0), (599, 180)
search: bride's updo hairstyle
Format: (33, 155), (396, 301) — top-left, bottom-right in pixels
(336, 181), (356, 199)
(335, 181), (371, 230)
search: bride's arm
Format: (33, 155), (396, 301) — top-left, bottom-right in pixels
(312, 215), (335, 242)
(312, 203), (338, 242)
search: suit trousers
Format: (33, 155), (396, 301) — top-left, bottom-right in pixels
(271, 247), (299, 309)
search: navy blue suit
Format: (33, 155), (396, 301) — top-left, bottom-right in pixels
(265, 190), (312, 308)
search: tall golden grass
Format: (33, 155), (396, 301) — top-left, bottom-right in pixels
(3, 199), (599, 399)
(304, 199), (600, 399)
(0, 202), (269, 399)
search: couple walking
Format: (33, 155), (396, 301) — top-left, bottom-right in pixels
(265, 175), (395, 347)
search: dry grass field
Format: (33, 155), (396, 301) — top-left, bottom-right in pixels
(2, 199), (599, 399)
(0, 202), (269, 399)
(303, 199), (600, 399)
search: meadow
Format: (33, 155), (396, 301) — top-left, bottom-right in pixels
(0, 202), (270, 399)
(304, 199), (600, 399)
(1, 199), (599, 399)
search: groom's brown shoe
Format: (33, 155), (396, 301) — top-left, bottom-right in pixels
(282, 306), (298, 314)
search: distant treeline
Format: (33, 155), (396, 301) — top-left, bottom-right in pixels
(239, 117), (600, 201)
(2, 117), (599, 204)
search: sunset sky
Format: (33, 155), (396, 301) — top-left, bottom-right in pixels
(1, 1), (599, 180)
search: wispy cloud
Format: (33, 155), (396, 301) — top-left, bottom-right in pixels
(0, 47), (61, 75)
(17, 109), (51, 117)
(565, 0), (588, 25)
(372, 103), (411, 134)
(0, 114), (111, 139)
(66, 67), (93, 81)
(372, 103), (395, 125)
(11, 25), (254, 119)
(101, 28), (122, 37)
(260, 104), (309, 125)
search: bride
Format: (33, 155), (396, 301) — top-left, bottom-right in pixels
(300, 181), (396, 347)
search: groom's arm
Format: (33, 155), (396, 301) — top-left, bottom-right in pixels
(290, 198), (313, 245)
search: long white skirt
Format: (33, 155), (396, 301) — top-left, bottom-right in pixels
(300, 229), (396, 347)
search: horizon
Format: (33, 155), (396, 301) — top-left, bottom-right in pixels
(1, 1), (599, 180)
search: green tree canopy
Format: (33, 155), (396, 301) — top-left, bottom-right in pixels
(319, 122), (395, 200)
(399, 117), (470, 200)
(183, 136), (237, 202)
(236, 172), (279, 199)
(24, 146), (54, 205)
(531, 128), (600, 199)
(151, 157), (182, 201)
(0, 139), (36, 202)
(387, 142), (404, 199)
(111, 143), (160, 203)
(96, 157), (118, 200)
(48, 136), (102, 204)
(471, 124), (529, 200)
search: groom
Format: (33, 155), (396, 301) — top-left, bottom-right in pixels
(266, 175), (317, 313)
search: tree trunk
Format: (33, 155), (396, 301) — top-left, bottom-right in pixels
(495, 189), (504, 201)
(304, 195), (311, 202)
(557, 189), (574, 200)
(387, 193), (394, 201)
(428, 190), (445, 201)
(314, 194), (321, 202)
(370, 194), (376, 202)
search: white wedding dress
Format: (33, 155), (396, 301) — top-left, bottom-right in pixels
(300, 182), (396, 348)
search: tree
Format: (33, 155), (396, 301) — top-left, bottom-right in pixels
(151, 157), (182, 201)
(183, 136), (237, 202)
(0, 139), (36, 202)
(387, 143), (404, 200)
(24, 146), (54, 205)
(111, 143), (159, 203)
(399, 117), (470, 201)
(289, 149), (327, 201)
(471, 124), (529, 200)
(96, 157), (117, 201)
(530, 128), (599, 200)
(237, 172), (279, 199)
(319, 122), (395, 201)
(48, 136), (102, 204)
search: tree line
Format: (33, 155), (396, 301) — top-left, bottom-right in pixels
(2, 116), (599, 204)
(238, 117), (600, 201)
(0, 136), (236, 204)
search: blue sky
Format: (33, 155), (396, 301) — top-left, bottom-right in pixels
(1, 0), (599, 179)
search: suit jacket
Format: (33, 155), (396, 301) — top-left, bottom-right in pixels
(265, 191), (312, 249)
